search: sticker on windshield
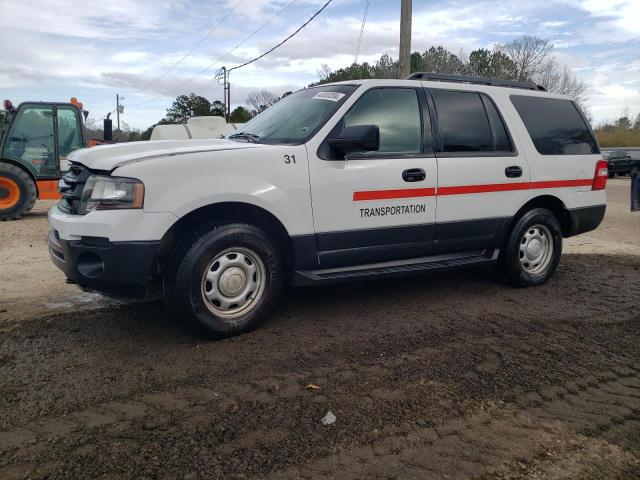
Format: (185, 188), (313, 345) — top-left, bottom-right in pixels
(313, 91), (346, 102)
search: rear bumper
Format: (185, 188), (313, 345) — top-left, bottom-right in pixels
(567, 204), (606, 237)
(48, 229), (160, 298)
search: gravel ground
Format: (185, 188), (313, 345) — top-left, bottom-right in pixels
(0, 179), (638, 479)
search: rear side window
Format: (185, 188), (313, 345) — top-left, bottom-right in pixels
(431, 90), (513, 154)
(510, 95), (598, 155)
(481, 95), (512, 152)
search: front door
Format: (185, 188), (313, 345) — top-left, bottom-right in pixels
(2, 104), (57, 178)
(308, 86), (438, 267)
(55, 105), (84, 173)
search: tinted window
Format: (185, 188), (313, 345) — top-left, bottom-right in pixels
(432, 90), (492, 152)
(344, 88), (422, 154)
(511, 95), (598, 155)
(481, 95), (512, 152)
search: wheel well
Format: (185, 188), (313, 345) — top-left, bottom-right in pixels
(510, 195), (572, 237)
(159, 202), (295, 271)
(0, 158), (38, 188)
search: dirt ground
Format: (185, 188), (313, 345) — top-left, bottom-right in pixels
(0, 178), (638, 479)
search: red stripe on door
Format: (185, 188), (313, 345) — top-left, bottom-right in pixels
(353, 179), (592, 201)
(438, 179), (593, 196)
(528, 179), (593, 189)
(353, 187), (437, 201)
(437, 181), (531, 196)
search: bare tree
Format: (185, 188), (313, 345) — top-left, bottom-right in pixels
(502, 36), (553, 81)
(246, 90), (280, 115)
(317, 64), (332, 83)
(616, 107), (632, 129)
(534, 61), (587, 108)
(502, 36), (588, 109)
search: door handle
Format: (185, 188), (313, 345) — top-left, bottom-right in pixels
(402, 168), (426, 182)
(505, 166), (523, 178)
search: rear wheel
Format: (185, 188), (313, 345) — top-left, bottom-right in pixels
(0, 163), (37, 221)
(501, 208), (563, 287)
(165, 222), (284, 339)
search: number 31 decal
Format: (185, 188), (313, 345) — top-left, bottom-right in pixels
(284, 154), (296, 165)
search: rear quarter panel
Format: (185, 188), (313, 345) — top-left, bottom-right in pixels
(492, 89), (606, 214)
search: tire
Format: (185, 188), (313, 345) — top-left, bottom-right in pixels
(0, 162), (37, 221)
(165, 222), (284, 339)
(501, 208), (563, 287)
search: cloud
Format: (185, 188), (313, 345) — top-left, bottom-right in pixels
(1, 0), (638, 128)
(577, 0), (639, 37)
(541, 20), (568, 28)
(112, 52), (150, 64)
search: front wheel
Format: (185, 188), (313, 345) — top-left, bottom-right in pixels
(165, 223), (284, 339)
(501, 208), (563, 287)
(0, 162), (37, 221)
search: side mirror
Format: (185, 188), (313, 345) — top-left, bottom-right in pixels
(329, 124), (379, 156)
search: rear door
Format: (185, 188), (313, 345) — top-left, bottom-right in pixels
(308, 85), (438, 267)
(427, 88), (528, 252)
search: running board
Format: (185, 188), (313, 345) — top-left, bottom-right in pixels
(292, 249), (499, 286)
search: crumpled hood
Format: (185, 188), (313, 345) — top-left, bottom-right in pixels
(68, 139), (263, 171)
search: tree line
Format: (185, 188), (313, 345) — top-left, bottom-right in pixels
(144, 35), (588, 139)
(315, 36), (587, 110)
(76, 34), (638, 147)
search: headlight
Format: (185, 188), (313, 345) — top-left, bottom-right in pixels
(79, 175), (144, 214)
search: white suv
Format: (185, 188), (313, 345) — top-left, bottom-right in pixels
(49, 73), (607, 338)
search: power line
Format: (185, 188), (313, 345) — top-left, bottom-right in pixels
(130, 0), (297, 106)
(354, 0), (369, 64)
(136, 0), (243, 93)
(229, 0), (333, 72)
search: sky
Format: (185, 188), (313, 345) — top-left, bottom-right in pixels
(0, 0), (638, 130)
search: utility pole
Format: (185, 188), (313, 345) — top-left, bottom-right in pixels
(116, 94), (125, 131)
(399, 0), (412, 79)
(215, 67), (231, 121)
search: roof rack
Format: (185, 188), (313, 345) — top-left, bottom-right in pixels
(407, 72), (546, 91)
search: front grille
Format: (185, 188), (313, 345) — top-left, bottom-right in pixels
(58, 163), (91, 214)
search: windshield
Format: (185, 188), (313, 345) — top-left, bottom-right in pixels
(230, 85), (357, 144)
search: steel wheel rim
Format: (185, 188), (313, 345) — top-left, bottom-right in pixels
(201, 247), (266, 319)
(0, 177), (20, 209)
(519, 224), (553, 275)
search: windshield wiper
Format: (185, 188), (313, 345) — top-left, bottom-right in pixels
(228, 132), (261, 143)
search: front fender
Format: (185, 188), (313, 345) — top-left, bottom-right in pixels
(0, 156), (39, 182)
(114, 145), (314, 237)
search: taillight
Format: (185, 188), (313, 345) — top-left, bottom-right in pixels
(592, 160), (608, 191)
